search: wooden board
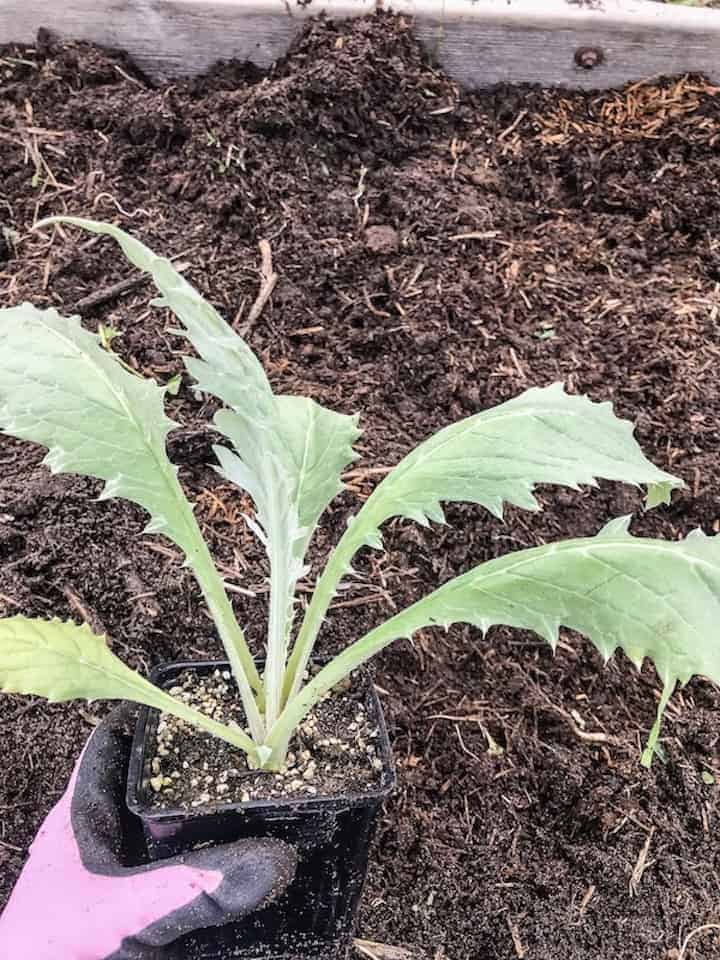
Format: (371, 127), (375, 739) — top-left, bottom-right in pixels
(1, 0), (720, 89)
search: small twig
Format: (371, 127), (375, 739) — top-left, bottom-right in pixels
(448, 231), (499, 241)
(92, 192), (150, 219)
(498, 109), (529, 142)
(508, 346), (526, 380)
(113, 64), (146, 89)
(225, 582), (258, 599)
(0, 838), (24, 852)
(362, 287), (392, 319)
(242, 239), (278, 331)
(118, 555), (162, 618)
(352, 165), (368, 208)
(575, 884), (596, 922)
(74, 274), (147, 313)
(507, 917), (526, 958)
(536, 686), (621, 746)
(629, 826), (655, 896)
(73, 257), (190, 313)
(454, 723), (482, 763)
(330, 593), (390, 611)
(62, 585), (107, 637)
(342, 465), (393, 481)
(143, 541), (182, 561)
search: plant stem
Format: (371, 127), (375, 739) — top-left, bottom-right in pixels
(263, 514), (291, 731)
(269, 607), (402, 766)
(188, 533), (266, 742)
(151, 684), (259, 757)
(282, 503), (382, 705)
(171, 476), (265, 742)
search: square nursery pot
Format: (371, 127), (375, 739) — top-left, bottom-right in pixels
(126, 660), (396, 960)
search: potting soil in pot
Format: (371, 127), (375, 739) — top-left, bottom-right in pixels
(146, 667), (383, 808)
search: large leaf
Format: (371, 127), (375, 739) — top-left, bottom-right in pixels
(284, 384), (684, 701)
(215, 396), (359, 553)
(359, 383), (682, 530)
(0, 305), (188, 545)
(36, 216), (360, 725)
(0, 616), (256, 753)
(215, 398), (359, 725)
(270, 522), (720, 767)
(35, 217), (360, 553)
(0, 303), (263, 735)
(36, 215), (271, 404)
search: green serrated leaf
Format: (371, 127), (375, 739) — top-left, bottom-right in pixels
(273, 396), (360, 555)
(0, 301), (263, 737)
(37, 218), (360, 559)
(35, 216), (272, 405)
(0, 616), (255, 753)
(35, 216), (360, 728)
(284, 383), (684, 703)
(365, 383), (683, 524)
(0, 304), (185, 542)
(268, 525), (720, 766)
(215, 396), (359, 726)
(34, 218), (360, 562)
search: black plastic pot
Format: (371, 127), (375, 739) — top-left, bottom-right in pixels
(126, 660), (396, 960)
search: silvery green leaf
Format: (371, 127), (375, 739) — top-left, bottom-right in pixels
(270, 395), (360, 557)
(284, 383), (684, 702)
(271, 525), (720, 767)
(0, 301), (263, 736)
(215, 398), (359, 725)
(0, 616), (256, 753)
(36, 215), (271, 403)
(35, 218), (360, 554)
(0, 304), (190, 547)
(36, 216), (360, 726)
(364, 382), (683, 530)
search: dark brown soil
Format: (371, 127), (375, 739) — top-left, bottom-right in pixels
(146, 667), (383, 809)
(1, 15), (720, 959)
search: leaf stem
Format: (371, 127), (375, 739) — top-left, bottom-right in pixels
(151, 684), (258, 757)
(169, 471), (265, 739)
(282, 505), (379, 705)
(271, 604), (403, 764)
(264, 505), (292, 730)
(186, 526), (266, 742)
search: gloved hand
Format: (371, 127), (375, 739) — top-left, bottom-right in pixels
(0, 704), (295, 960)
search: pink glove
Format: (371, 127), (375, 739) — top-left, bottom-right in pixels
(0, 704), (295, 960)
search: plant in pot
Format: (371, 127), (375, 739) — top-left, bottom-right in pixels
(1, 216), (719, 959)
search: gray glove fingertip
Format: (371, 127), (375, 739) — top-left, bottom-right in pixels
(109, 838), (296, 959)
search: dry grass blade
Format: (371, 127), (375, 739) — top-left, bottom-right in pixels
(533, 75), (720, 147)
(676, 924), (720, 960)
(507, 917), (526, 958)
(629, 826), (655, 896)
(354, 939), (415, 960)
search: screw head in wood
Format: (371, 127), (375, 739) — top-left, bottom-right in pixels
(574, 47), (604, 70)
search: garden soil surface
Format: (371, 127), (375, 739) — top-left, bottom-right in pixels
(1, 15), (720, 960)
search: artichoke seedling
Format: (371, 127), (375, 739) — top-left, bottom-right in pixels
(1, 216), (718, 772)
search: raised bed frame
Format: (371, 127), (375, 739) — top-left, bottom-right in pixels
(1, 0), (720, 90)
